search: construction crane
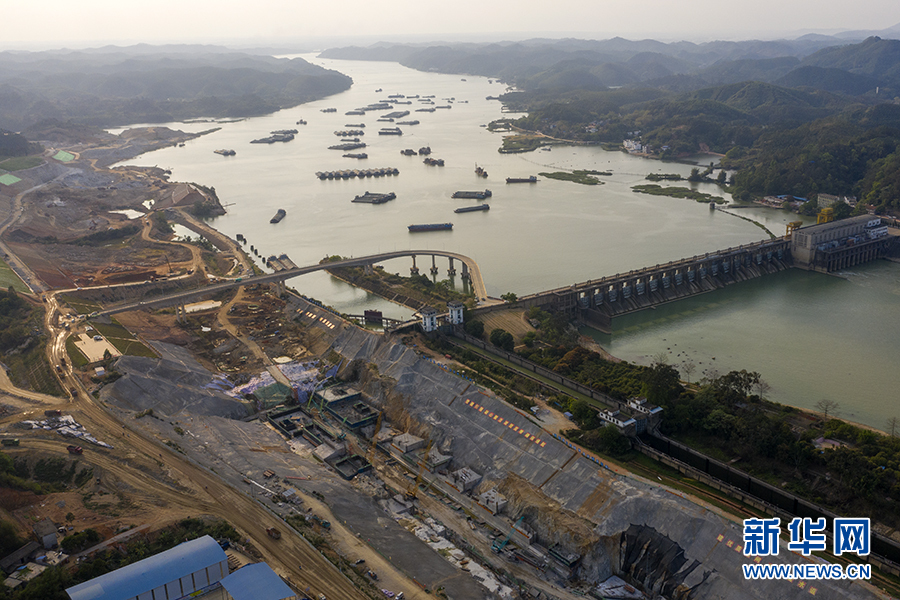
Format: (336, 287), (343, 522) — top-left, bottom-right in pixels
(492, 516), (524, 554)
(785, 221), (803, 238)
(405, 440), (432, 501)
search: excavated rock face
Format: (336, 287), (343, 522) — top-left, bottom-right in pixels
(619, 524), (707, 599)
(327, 328), (882, 600)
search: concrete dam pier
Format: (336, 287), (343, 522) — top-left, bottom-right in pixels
(478, 215), (898, 333)
(499, 238), (792, 333)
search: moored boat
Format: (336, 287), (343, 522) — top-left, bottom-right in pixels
(455, 204), (490, 213)
(408, 223), (453, 232)
(452, 189), (492, 199)
(506, 176), (538, 183)
(270, 209), (286, 224)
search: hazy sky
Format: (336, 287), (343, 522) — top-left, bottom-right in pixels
(6, 0), (900, 49)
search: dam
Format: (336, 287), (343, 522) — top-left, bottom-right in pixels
(474, 215), (897, 332)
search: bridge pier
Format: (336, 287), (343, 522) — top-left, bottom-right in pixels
(461, 262), (469, 281)
(430, 255), (439, 275)
(364, 263), (373, 276)
(410, 255), (419, 276)
(447, 257), (456, 276)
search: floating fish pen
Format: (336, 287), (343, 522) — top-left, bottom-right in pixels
(328, 142), (367, 151)
(316, 168), (400, 180)
(423, 157), (444, 166)
(251, 133), (294, 144)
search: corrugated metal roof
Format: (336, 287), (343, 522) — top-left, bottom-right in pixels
(65, 535), (226, 600)
(220, 563), (294, 600)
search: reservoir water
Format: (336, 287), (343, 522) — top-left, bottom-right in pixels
(119, 55), (900, 431)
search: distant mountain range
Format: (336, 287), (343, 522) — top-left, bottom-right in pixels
(0, 46), (352, 131)
(321, 32), (900, 98)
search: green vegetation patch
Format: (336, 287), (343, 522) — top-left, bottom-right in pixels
(632, 184), (725, 204)
(52, 150), (76, 162)
(59, 294), (102, 315)
(0, 173), (22, 186)
(0, 257), (29, 293)
(0, 290), (63, 396)
(645, 173), (685, 182)
(0, 156), (43, 171)
(65, 335), (89, 368)
(90, 319), (136, 340)
(89, 318), (155, 358)
(499, 134), (553, 154)
(539, 170), (607, 185)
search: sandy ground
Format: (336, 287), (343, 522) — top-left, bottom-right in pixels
(473, 309), (536, 341)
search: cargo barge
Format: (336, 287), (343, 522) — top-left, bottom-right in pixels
(452, 189), (492, 199)
(270, 209), (286, 224)
(397, 120), (420, 125)
(378, 127), (403, 135)
(343, 153), (368, 159)
(408, 223), (453, 232)
(334, 130), (365, 137)
(214, 149), (236, 156)
(352, 192), (396, 204)
(455, 204), (490, 213)
(507, 176), (538, 183)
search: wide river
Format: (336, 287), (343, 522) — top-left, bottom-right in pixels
(120, 54), (900, 432)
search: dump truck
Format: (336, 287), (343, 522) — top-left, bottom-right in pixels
(1, 439), (20, 447)
(266, 527), (281, 539)
(67, 445), (83, 455)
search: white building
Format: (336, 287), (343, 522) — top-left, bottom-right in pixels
(447, 301), (465, 325)
(421, 306), (438, 332)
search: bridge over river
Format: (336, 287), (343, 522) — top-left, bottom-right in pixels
(95, 250), (488, 318)
(96, 217), (897, 330)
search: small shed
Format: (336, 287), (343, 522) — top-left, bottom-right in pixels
(33, 519), (57, 549)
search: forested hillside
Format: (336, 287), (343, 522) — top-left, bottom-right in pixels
(326, 34), (900, 213)
(0, 46), (352, 131)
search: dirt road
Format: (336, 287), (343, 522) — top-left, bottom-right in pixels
(23, 295), (369, 600)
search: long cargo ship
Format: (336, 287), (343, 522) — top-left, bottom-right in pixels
(270, 209), (286, 224)
(408, 223), (453, 232)
(455, 204), (490, 213)
(452, 189), (492, 199)
(507, 176), (538, 183)
(352, 192), (396, 204)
